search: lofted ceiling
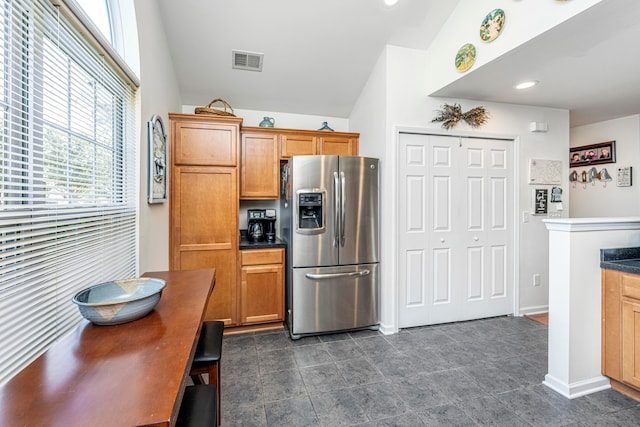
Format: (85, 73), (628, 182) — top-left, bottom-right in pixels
(156, 0), (640, 128)
(433, 0), (640, 128)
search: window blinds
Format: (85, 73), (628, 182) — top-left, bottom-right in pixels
(0, 0), (137, 385)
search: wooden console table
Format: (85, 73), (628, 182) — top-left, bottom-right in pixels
(0, 268), (216, 427)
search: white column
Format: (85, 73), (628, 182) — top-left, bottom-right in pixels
(543, 217), (640, 398)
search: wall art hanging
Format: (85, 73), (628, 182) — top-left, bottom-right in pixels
(431, 103), (489, 129)
(528, 159), (562, 185)
(148, 114), (168, 204)
(534, 189), (548, 215)
(569, 140), (615, 167)
(455, 43), (476, 72)
(480, 8), (506, 42)
(617, 167), (632, 187)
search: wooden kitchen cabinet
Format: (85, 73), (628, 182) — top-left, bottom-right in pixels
(171, 114), (238, 166)
(319, 134), (358, 156)
(240, 248), (284, 325)
(622, 289), (640, 389)
(242, 126), (359, 161)
(279, 129), (359, 159)
(602, 268), (640, 399)
(240, 131), (279, 199)
(280, 133), (318, 158)
(170, 113), (242, 325)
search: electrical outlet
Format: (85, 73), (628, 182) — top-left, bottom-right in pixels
(533, 274), (541, 287)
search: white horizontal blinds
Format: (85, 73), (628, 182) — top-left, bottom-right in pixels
(0, 0), (137, 385)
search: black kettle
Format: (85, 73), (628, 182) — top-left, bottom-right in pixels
(248, 221), (264, 242)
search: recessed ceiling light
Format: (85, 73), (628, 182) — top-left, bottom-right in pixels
(384, 0), (399, 6)
(515, 80), (538, 90)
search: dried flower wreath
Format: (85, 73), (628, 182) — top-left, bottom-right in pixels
(432, 103), (489, 130)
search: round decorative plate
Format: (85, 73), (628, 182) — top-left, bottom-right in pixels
(480, 8), (506, 42)
(455, 43), (476, 72)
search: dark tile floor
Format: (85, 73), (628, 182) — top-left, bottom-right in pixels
(216, 317), (640, 426)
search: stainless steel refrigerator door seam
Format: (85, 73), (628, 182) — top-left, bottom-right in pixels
(304, 270), (371, 280)
(333, 172), (340, 247)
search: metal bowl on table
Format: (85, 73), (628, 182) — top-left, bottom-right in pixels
(72, 278), (166, 325)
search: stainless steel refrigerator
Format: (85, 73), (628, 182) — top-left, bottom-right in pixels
(280, 155), (379, 339)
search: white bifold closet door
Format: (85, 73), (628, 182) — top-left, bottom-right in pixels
(398, 132), (514, 328)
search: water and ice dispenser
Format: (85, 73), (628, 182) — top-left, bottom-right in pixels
(297, 190), (325, 233)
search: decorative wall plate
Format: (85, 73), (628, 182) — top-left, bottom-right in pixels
(455, 43), (476, 72)
(480, 8), (506, 42)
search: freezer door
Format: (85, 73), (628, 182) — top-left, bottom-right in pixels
(290, 156), (339, 267)
(290, 263), (379, 336)
(339, 156), (379, 265)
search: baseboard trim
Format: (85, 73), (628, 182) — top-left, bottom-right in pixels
(543, 374), (611, 399)
(519, 305), (549, 316)
(378, 322), (395, 335)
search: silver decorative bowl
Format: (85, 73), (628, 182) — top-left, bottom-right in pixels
(72, 278), (166, 325)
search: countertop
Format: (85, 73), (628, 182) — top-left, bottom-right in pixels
(600, 247), (640, 274)
(239, 229), (287, 250)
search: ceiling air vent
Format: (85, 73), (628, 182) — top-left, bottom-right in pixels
(232, 50), (264, 72)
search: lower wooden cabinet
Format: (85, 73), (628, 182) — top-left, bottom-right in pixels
(240, 248), (284, 325)
(622, 298), (640, 388)
(170, 166), (238, 325)
(602, 268), (640, 395)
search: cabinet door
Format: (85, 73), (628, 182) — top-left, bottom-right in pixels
(173, 120), (238, 166)
(281, 134), (318, 158)
(319, 135), (358, 156)
(602, 269), (623, 379)
(240, 249), (284, 324)
(171, 166), (238, 325)
(240, 132), (279, 199)
(622, 298), (640, 388)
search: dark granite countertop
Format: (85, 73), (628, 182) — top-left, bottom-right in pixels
(239, 230), (287, 250)
(600, 247), (640, 274)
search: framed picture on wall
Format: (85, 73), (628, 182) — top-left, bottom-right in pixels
(569, 141), (615, 167)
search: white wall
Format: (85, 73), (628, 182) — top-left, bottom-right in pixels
(350, 47), (391, 329)
(135, 0), (182, 273)
(351, 45), (570, 332)
(569, 115), (640, 217)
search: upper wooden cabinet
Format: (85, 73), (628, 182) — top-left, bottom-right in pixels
(171, 114), (241, 166)
(281, 133), (318, 158)
(319, 134), (358, 156)
(243, 127), (359, 160)
(240, 131), (279, 199)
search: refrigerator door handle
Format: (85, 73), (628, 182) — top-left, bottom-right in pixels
(340, 171), (346, 247)
(333, 171), (340, 247)
(305, 269), (371, 280)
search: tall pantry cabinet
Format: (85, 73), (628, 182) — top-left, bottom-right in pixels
(169, 113), (242, 325)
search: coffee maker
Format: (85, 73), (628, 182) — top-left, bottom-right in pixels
(247, 209), (277, 242)
(264, 209), (276, 242)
